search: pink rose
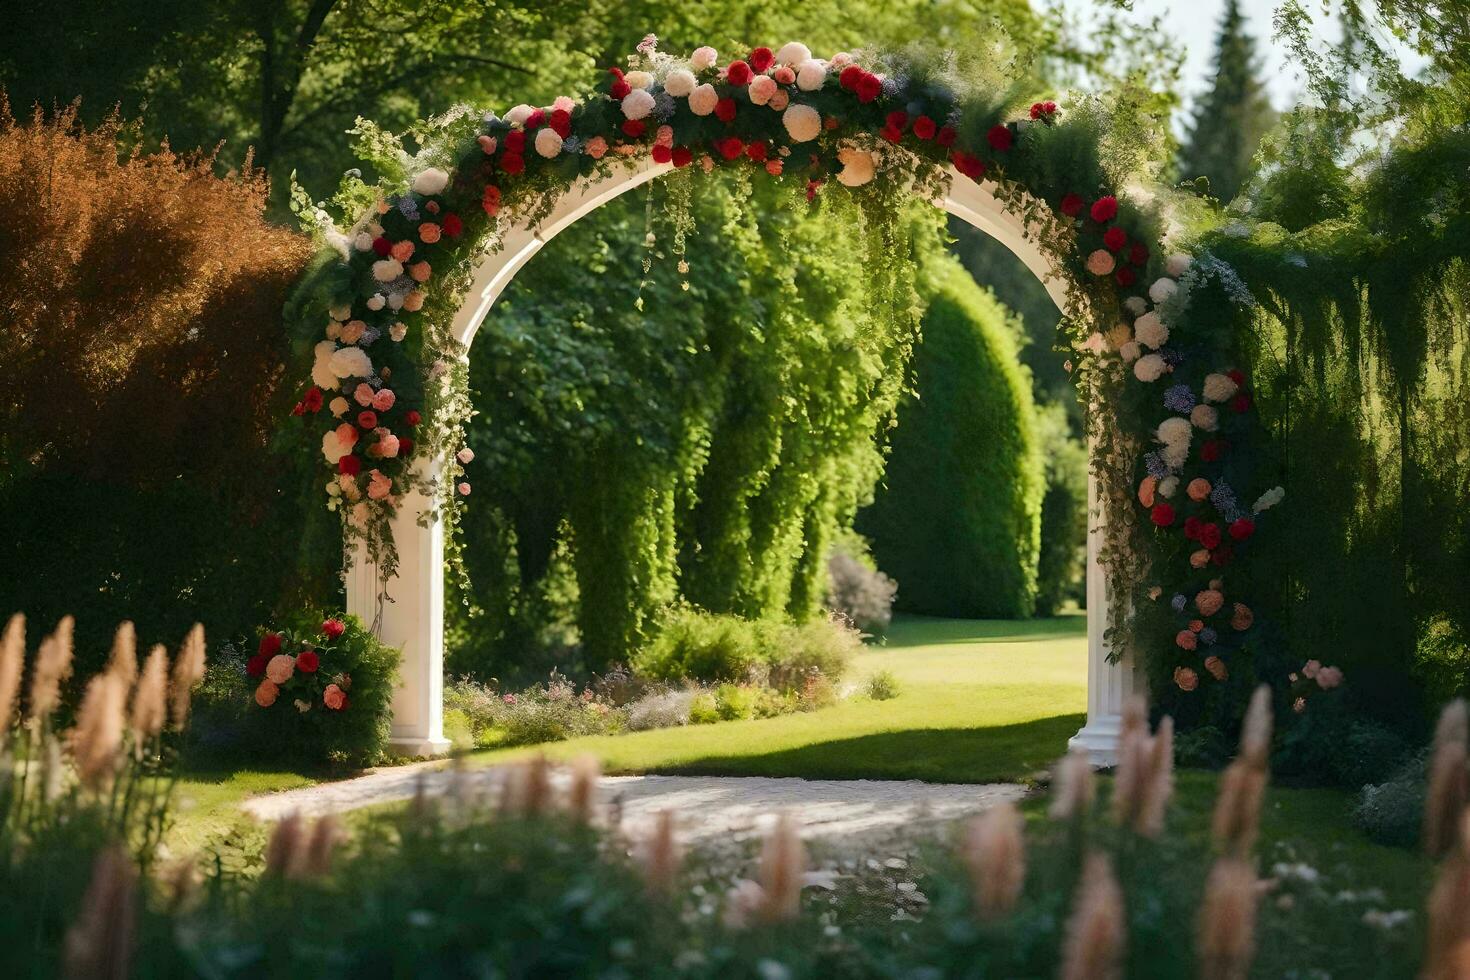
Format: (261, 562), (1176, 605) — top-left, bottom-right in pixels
(335, 423), (359, 448)
(585, 136), (608, 159)
(1173, 666), (1199, 691)
(773, 66), (795, 85)
(768, 90), (790, 111)
(1175, 630), (1198, 651)
(354, 382), (376, 407)
(418, 222), (442, 244)
(1302, 659), (1322, 679)
(1195, 589), (1225, 617)
(377, 433), (401, 459)
(1231, 603), (1254, 631)
(340, 320), (366, 344)
(1316, 666), (1344, 690)
(457, 482), (472, 496)
(655, 125), (674, 148)
(265, 654), (295, 685)
(1086, 250), (1116, 276)
(1137, 475), (1157, 508)
(372, 388), (396, 411)
(367, 469), (393, 500)
(255, 679), (280, 707)
(323, 684), (347, 710)
(478, 134), (498, 155)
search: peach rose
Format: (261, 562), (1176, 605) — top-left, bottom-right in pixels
(403, 291), (425, 312)
(768, 90), (790, 111)
(255, 679), (280, 707)
(1204, 655), (1228, 681)
(340, 319), (366, 344)
(654, 125), (674, 148)
(265, 654), (295, 685)
(1231, 603), (1254, 631)
(390, 240), (414, 262)
(1187, 478), (1212, 501)
(372, 388), (396, 411)
(418, 222), (441, 244)
(1176, 630), (1198, 651)
(367, 469), (393, 500)
(1148, 585), (1163, 600)
(1174, 666), (1199, 691)
(765, 159), (783, 176)
(330, 397), (349, 418)
(1086, 249), (1116, 276)
(1137, 475), (1157, 508)
(1195, 589), (1225, 617)
(1190, 549), (1210, 569)
(377, 433), (401, 459)
(323, 684), (347, 710)
(585, 136), (608, 159)
(409, 261), (432, 282)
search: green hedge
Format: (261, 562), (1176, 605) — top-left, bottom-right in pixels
(859, 252), (1043, 619)
(631, 608), (856, 690)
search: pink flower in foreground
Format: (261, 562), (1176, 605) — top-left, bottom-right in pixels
(255, 679), (280, 707)
(1173, 666), (1199, 691)
(372, 388), (396, 411)
(1316, 666), (1344, 690)
(367, 469), (393, 500)
(1302, 659), (1322, 679)
(323, 684), (347, 710)
(418, 222), (442, 244)
(265, 654), (295, 685)
(585, 136), (608, 159)
(457, 482), (472, 496)
(354, 383), (376, 407)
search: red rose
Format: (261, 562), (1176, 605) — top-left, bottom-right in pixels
(1201, 439), (1226, 462)
(322, 618), (346, 639)
(550, 109), (572, 138)
(398, 437), (414, 454)
(1229, 518), (1256, 542)
(504, 131), (526, 154)
(296, 649), (320, 673)
(500, 154), (524, 175)
(1030, 102), (1046, 119)
(986, 124), (1013, 151)
(357, 410), (378, 430)
(259, 632), (283, 657)
(726, 60), (752, 86)
(1150, 503), (1176, 527)
(671, 146), (693, 168)
(1059, 193), (1085, 217)
(291, 402), (305, 417)
(1090, 195), (1118, 222)
(746, 140), (768, 162)
(838, 65), (864, 90)
(246, 654), (267, 677)
(805, 178), (823, 201)
(750, 47), (774, 73)
(610, 79), (631, 99)
(621, 119), (646, 138)
(885, 110), (909, 131)
(913, 115), (937, 140)
(371, 237), (392, 257)
(481, 185), (501, 216)
(608, 66), (624, 80)
(881, 125), (903, 144)
(714, 98), (737, 123)
(651, 144), (673, 163)
(855, 73), (883, 103)
(405, 410), (422, 426)
(338, 455), (361, 476)
(1227, 369), (1246, 385)
(1199, 522), (1223, 550)
(1103, 226), (1127, 252)
(1129, 242), (1148, 266)
(950, 151), (985, 180)
(442, 213), (463, 237)
(1115, 267), (1136, 287)
(1183, 516), (1203, 540)
(936, 126), (957, 147)
(1231, 393), (1252, 413)
(525, 108), (545, 129)
(303, 388), (324, 413)
(715, 136), (744, 160)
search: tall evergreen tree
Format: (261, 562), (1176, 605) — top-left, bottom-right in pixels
(1177, 0), (1277, 203)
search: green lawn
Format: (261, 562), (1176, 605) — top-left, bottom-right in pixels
(465, 614), (1088, 782)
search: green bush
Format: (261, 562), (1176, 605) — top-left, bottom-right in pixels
(201, 612), (400, 768)
(1414, 615), (1470, 709)
(858, 250), (1043, 618)
(864, 669), (902, 701)
(1032, 402), (1088, 616)
(634, 608), (856, 690)
(1353, 751), (1429, 848)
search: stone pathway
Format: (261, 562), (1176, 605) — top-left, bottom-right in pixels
(241, 764), (1027, 853)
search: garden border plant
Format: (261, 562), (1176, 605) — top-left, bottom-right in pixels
(284, 36), (1298, 741)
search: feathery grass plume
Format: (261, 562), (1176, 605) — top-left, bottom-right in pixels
(1238, 684), (1273, 770)
(168, 624), (206, 731)
(1059, 852), (1126, 980)
(264, 811), (307, 878)
(756, 812), (807, 924)
(567, 755), (601, 823)
(638, 809), (683, 896)
(29, 615), (75, 722)
(0, 613), (24, 735)
(1210, 760), (1268, 856)
(1110, 695), (1151, 827)
(1426, 700), (1470, 858)
(130, 645), (169, 752)
(1424, 816), (1470, 980)
(62, 845), (137, 980)
(1196, 857), (1258, 980)
(1049, 746), (1096, 821)
(960, 801), (1026, 921)
(304, 815), (342, 876)
(71, 672), (128, 791)
(1136, 715), (1175, 838)
(42, 733), (64, 802)
(162, 858), (200, 914)
(106, 621), (137, 687)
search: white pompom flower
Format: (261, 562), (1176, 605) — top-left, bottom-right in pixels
(1123, 295), (1148, 316)
(329, 303), (353, 321)
(1158, 476), (1180, 498)
(624, 70), (654, 90)
(1252, 486), (1286, 513)
(782, 104), (822, 142)
(1148, 277), (1179, 305)
(776, 42), (811, 65)
(1156, 417), (1192, 469)
(690, 46), (718, 70)
(354, 232), (374, 252)
(372, 258), (403, 283)
(1190, 403), (1219, 431)
(664, 68), (697, 97)
(504, 104), (535, 126)
(1119, 340), (1142, 364)
(796, 59), (827, 91)
(321, 431), (349, 464)
(835, 145), (876, 187)
(1133, 311), (1169, 349)
(312, 341), (340, 390)
(1202, 372), (1239, 403)
(748, 75), (777, 106)
(411, 167), (450, 196)
(1133, 352), (1167, 383)
(1165, 253), (1193, 278)
(535, 127), (563, 158)
(622, 89), (656, 120)
(688, 84), (719, 116)
(366, 294), (386, 311)
(329, 346), (373, 380)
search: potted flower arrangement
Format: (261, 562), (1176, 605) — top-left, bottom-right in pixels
(244, 612), (400, 767)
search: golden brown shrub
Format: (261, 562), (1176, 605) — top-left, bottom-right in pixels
(0, 97), (312, 481)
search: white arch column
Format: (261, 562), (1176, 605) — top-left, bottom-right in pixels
(349, 160), (1136, 764)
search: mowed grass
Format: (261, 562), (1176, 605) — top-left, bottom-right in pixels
(465, 614), (1088, 783)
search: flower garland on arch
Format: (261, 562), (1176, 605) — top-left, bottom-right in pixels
(291, 35), (1301, 713)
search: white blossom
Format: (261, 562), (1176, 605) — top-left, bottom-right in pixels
(796, 59), (827, 91)
(329, 346), (373, 380)
(1133, 312), (1168, 349)
(1190, 404), (1219, 431)
(777, 42), (812, 65)
(782, 104), (822, 142)
(1148, 277), (1179, 305)
(1202, 373), (1238, 403)
(1252, 487), (1285, 513)
(1165, 253), (1193, 278)
(1133, 352), (1167, 382)
(621, 89), (656, 120)
(664, 68), (696, 97)
(410, 167), (450, 196)
(535, 127), (563, 158)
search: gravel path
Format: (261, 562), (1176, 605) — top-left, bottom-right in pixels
(240, 764), (1027, 852)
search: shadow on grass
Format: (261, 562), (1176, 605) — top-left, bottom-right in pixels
(622, 712), (1086, 785)
(883, 615), (1087, 650)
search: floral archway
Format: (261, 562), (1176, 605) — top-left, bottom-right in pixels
(287, 38), (1284, 756)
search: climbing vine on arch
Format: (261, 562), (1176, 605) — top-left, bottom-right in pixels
(283, 36), (1292, 720)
